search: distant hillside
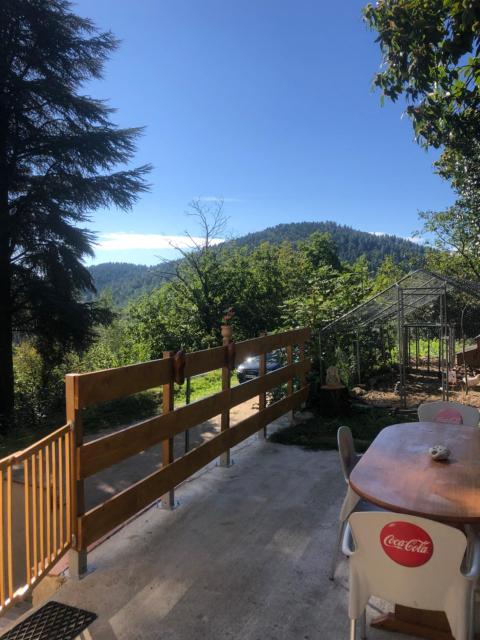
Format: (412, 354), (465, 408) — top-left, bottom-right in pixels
(88, 221), (426, 306)
(229, 221), (425, 267)
(85, 262), (169, 307)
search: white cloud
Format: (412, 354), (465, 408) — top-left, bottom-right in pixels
(372, 231), (387, 236)
(96, 232), (224, 251)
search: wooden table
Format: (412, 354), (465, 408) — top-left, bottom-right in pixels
(349, 421), (480, 639)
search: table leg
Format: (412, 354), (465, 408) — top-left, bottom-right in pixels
(371, 605), (454, 640)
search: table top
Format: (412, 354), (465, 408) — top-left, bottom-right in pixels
(349, 422), (480, 524)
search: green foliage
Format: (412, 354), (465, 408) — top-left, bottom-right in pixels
(371, 256), (406, 294)
(85, 263), (170, 307)
(364, 0), (480, 346)
(419, 201), (480, 279)
(87, 222), (426, 306)
(364, 0), (480, 180)
(231, 221), (426, 269)
(0, 0), (150, 429)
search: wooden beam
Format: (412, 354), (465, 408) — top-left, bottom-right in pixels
(79, 390), (229, 478)
(79, 361), (311, 478)
(230, 361), (310, 406)
(79, 387), (308, 547)
(235, 328), (311, 364)
(259, 332), (267, 438)
(73, 357), (173, 409)
(219, 328), (232, 467)
(184, 346), (227, 378)
(161, 351), (175, 509)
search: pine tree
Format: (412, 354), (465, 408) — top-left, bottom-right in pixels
(0, 0), (151, 431)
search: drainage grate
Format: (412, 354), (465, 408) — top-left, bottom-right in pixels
(0, 601), (97, 640)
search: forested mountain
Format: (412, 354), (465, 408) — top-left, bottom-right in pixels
(231, 221), (425, 267)
(88, 221), (426, 306)
(86, 263), (169, 307)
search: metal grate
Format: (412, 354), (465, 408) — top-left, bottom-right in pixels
(0, 601), (97, 640)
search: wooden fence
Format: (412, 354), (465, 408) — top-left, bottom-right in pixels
(67, 327), (311, 562)
(0, 326), (311, 606)
(0, 424), (72, 612)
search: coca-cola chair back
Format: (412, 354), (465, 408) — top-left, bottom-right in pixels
(418, 400), (479, 427)
(347, 511), (468, 615)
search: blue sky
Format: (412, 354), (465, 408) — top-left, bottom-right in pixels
(74, 0), (454, 265)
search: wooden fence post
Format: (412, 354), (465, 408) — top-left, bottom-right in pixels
(184, 376), (191, 454)
(161, 351), (176, 509)
(259, 332), (267, 438)
(65, 374), (87, 578)
(220, 325), (233, 467)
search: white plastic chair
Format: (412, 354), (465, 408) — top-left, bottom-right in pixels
(342, 511), (480, 640)
(329, 427), (376, 581)
(418, 400), (479, 427)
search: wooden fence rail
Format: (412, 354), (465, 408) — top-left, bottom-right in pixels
(0, 327), (311, 610)
(0, 424), (72, 612)
(67, 327), (311, 571)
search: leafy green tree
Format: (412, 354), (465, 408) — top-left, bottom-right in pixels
(364, 0), (480, 180)
(298, 231), (341, 272)
(419, 199), (480, 279)
(0, 0), (150, 430)
(371, 256), (406, 294)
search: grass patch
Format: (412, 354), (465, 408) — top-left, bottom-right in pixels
(269, 405), (413, 452)
(175, 370), (240, 406)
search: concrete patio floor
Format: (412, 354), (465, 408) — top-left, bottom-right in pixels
(48, 419), (416, 640)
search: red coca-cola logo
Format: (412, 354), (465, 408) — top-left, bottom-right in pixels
(380, 522), (433, 567)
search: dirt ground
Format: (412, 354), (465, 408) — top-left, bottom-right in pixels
(359, 366), (480, 410)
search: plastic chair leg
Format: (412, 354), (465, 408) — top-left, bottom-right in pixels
(349, 618), (356, 640)
(468, 588), (475, 640)
(329, 519), (345, 581)
(361, 610), (367, 639)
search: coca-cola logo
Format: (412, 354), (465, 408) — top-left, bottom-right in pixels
(380, 522), (433, 567)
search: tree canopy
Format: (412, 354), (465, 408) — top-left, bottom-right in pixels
(0, 0), (150, 429)
(364, 0), (480, 283)
(364, 0), (480, 181)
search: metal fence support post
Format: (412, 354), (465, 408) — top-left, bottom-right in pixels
(65, 374), (87, 578)
(161, 351), (176, 509)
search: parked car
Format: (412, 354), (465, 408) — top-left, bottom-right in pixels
(237, 351), (283, 383)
